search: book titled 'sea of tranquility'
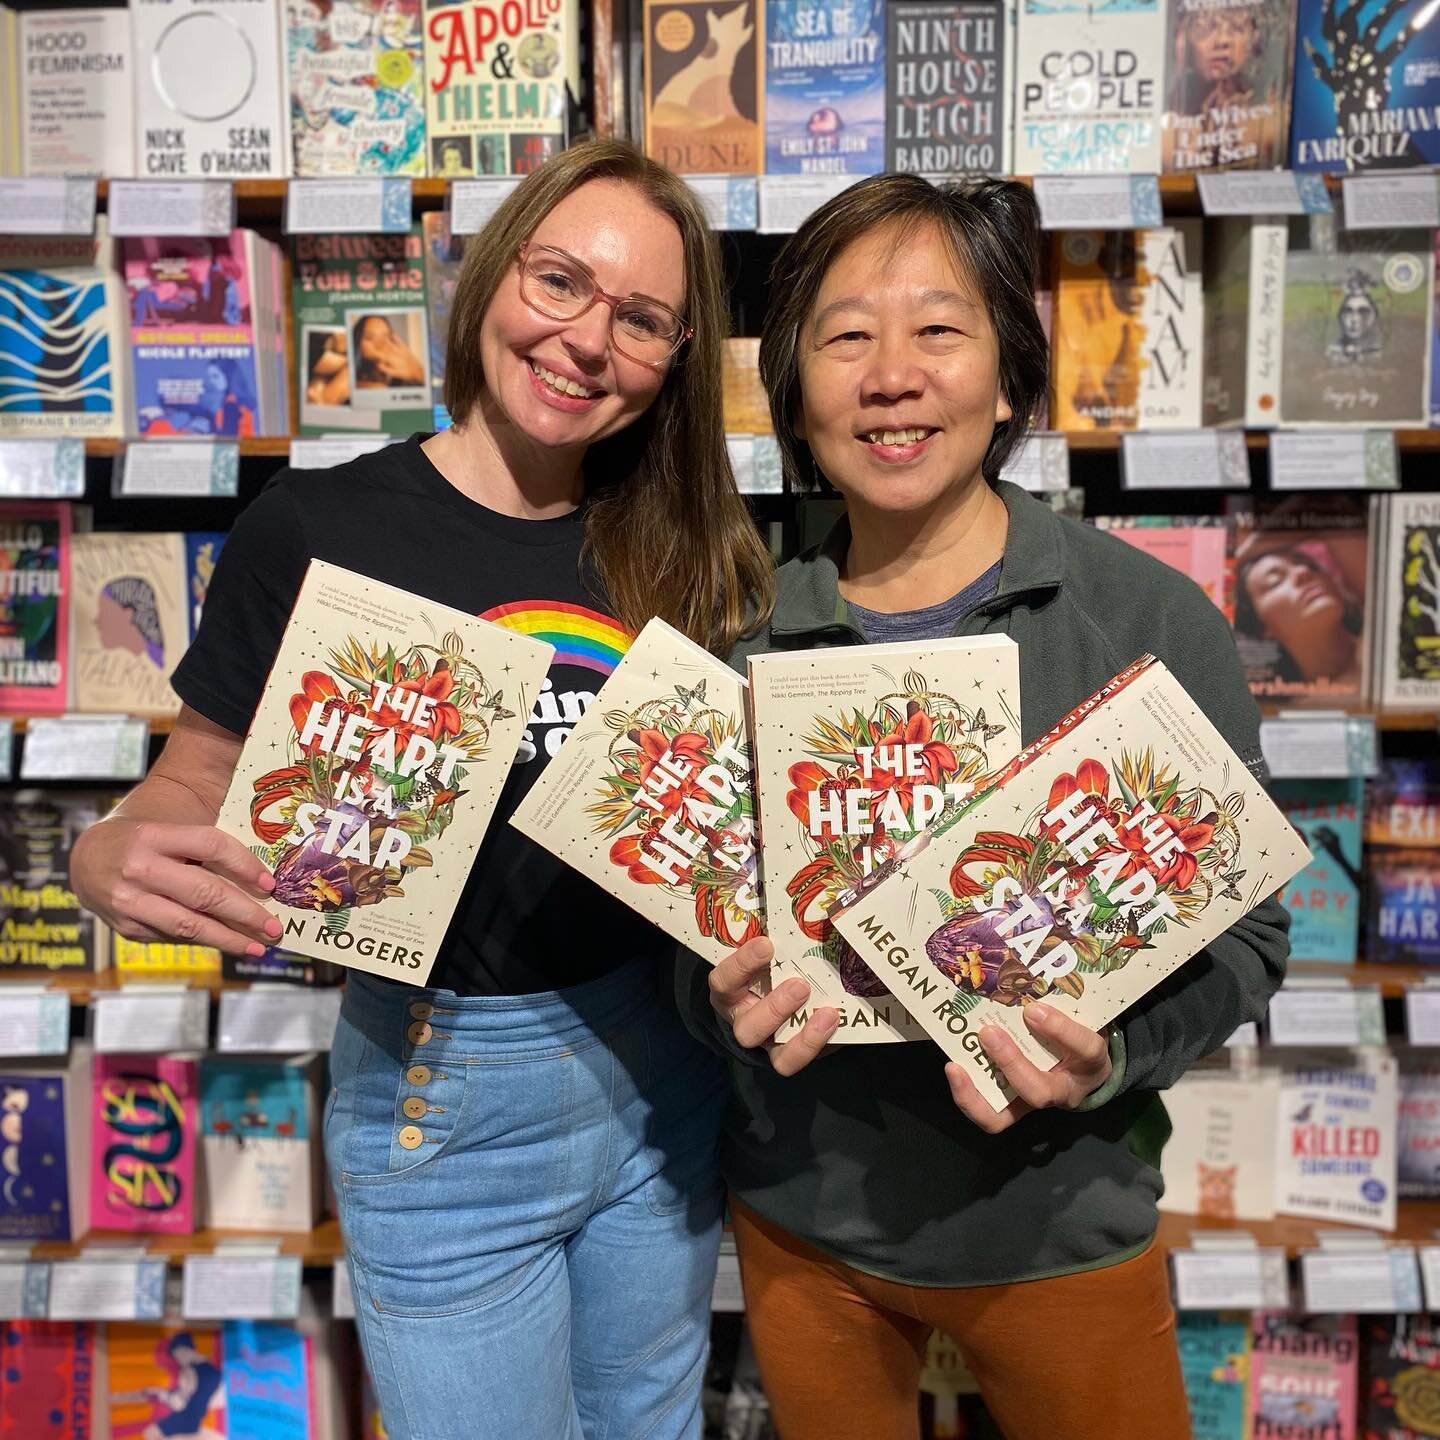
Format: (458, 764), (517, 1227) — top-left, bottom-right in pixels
(216, 560), (552, 985)
(831, 654), (1310, 1108)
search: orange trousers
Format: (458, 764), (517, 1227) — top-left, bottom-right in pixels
(730, 1196), (1191, 1440)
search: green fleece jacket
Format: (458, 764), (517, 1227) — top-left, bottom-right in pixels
(674, 481), (1292, 1287)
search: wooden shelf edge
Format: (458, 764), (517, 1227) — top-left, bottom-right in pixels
(33, 1217), (345, 1266)
(1156, 1202), (1440, 1258)
(8, 714), (176, 736)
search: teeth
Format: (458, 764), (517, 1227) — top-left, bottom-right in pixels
(866, 428), (930, 445)
(530, 360), (597, 399)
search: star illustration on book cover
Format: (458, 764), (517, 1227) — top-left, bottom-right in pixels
(782, 668), (1009, 1000)
(246, 628), (513, 928)
(585, 680), (762, 949)
(925, 748), (1248, 1016)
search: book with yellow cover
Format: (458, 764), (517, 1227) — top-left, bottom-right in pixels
(832, 655), (1309, 1106)
(216, 559), (551, 985)
(748, 637), (1020, 1044)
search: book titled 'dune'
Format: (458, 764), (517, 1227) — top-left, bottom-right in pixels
(217, 560), (552, 985)
(510, 617), (760, 966)
(831, 654), (1310, 1109)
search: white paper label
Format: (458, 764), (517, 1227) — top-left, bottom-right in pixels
(1171, 1249), (1288, 1309)
(1341, 174), (1440, 230)
(711, 1244), (745, 1312)
(1261, 716), (1351, 779)
(0, 1262), (49, 1320)
(758, 175), (851, 233)
(289, 436), (397, 470)
(1225, 1022), (1260, 1049)
(1269, 430), (1399, 491)
(0, 992), (70, 1057)
(218, 989), (343, 1053)
(0, 178), (97, 235)
(0, 439), (86, 498)
(93, 989), (209, 1054)
(1419, 1246), (1440, 1310)
(119, 441), (239, 498)
(108, 181), (235, 238)
(182, 1255), (303, 1320)
(1032, 176), (1162, 231)
(1268, 986), (1385, 1046)
(332, 1259), (355, 1319)
(286, 179), (413, 234)
(0, 720), (11, 783)
(1197, 171), (1332, 217)
(1002, 433), (1070, 493)
(1405, 989), (1440, 1046)
(685, 175), (759, 231)
(1121, 430), (1250, 490)
(20, 716), (148, 782)
(448, 178), (523, 236)
(1302, 1249), (1422, 1313)
(48, 1258), (166, 1320)
(726, 434), (783, 495)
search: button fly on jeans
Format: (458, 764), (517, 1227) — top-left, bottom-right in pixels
(406, 1064), (432, 1085)
(407, 1021), (433, 1045)
(397, 1125), (424, 1151)
(409, 1002), (434, 1021)
(402, 1097), (428, 1120)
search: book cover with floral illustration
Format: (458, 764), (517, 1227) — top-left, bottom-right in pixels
(510, 617), (760, 965)
(831, 654), (1309, 1101)
(748, 637), (1021, 1044)
(216, 560), (552, 985)
(1377, 493), (1440, 713)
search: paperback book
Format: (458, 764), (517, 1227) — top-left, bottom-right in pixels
(1203, 217), (1287, 429)
(1159, 1068), (1279, 1221)
(68, 530), (189, 716)
(89, 1054), (198, 1235)
(1162, 0), (1292, 171)
(286, 0), (426, 176)
(1050, 224), (1204, 431)
(1365, 1315), (1440, 1439)
(0, 1051), (90, 1242)
(1091, 515), (1233, 621)
(511, 617), (761, 965)
(1364, 759), (1440, 967)
(0, 500), (68, 712)
(764, 0), (886, 176)
(421, 211), (465, 430)
(0, 1322), (97, 1438)
(1398, 1058), (1440, 1200)
(1250, 1313), (1358, 1440)
(830, 654), (1310, 1107)
(215, 559), (552, 985)
(1178, 1312), (1252, 1440)
(113, 938), (220, 979)
(186, 530), (226, 642)
(748, 636), (1021, 1045)
(1273, 1052), (1398, 1231)
(644, 0), (762, 173)
(1374, 493), (1440, 713)
(19, 7), (134, 177)
(107, 1325), (225, 1437)
(885, 0), (1011, 176)
(1274, 778), (1364, 964)
(1013, 0), (1165, 173)
(224, 1319), (315, 1438)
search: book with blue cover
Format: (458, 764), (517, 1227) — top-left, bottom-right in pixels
(1178, 1312), (1251, 1440)
(224, 1319), (314, 1440)
(1274, 778), (1363, 963)
(185, 531), (226, 644)
(0, 1053), (90, 1243)
(765, 0), (886, 175)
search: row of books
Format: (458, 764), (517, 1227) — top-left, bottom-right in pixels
(4, 0), (1438, 182)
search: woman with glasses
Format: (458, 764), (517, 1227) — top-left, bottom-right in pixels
(71, 140), (774, 1440)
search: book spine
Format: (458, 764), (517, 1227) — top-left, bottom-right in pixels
(1244, 221), (1285, 427)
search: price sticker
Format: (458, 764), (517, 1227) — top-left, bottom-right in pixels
(93, 988), (209, 1054)
(448, 178), (523, 236)
(1002, 433), (1070, 493)
(118, 441), (239, 498)
(1406, 988), (1440, 1046)
(685, 175), (759, 231)
(48, 1257), (166, 1321)
(0, 989), (70, 1057)
(21, 715), (148, 782)
(286, 178), (413, 234)
(108, 181), (235, 238)
(712, 1239), (745, 1313)
(0, 439), (86, 498)
(758, 175), (852, 234)
(1302, 1247), (1422, 1313)
(1197, 171), (1332, 216)
(1340, 173), (1440, 230)
(1171, 1248), (1288, 1310)
(332, 1259), (355, 1319)
(726, 434), (783, 495)
(288, 436), (397, 469)
(1269, 430), (1399, 491)
(1032, 175), (1162, 231)
(218, 988), (342, 1053)
(182, 1255), (303, 1320)
(1267, 985), (1384, 1047)
(1120, 430), (1250, 491)
(0, 1261), (50, 1320)
(0, 178), (97, 236)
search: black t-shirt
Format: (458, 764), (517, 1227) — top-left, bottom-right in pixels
(172, 434), (664, 995)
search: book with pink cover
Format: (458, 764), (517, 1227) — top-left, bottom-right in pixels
(1250, 1312), (1357, 1440)
(1092, 516), (1234, 623)
(89, 1054), (197, 1234)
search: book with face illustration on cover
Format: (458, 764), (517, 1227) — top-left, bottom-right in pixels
(748, 636), (1021, 1044)
(830, 654), (1309, 1105)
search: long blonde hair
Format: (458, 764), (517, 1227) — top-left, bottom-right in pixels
(444, 139), (773, 655)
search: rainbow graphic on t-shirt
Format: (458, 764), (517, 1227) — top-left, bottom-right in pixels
(480, 600), (631, 676)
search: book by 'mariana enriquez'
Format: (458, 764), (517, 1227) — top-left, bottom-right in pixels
(831, 654), (1310, 1107)
(216, 560), (552, 985)
(510, 617), (760, 965)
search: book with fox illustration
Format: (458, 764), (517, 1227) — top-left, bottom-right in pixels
(215, 560), (552, 985)
(831, 654), (1310, 1102)
(510, 618), (760, 965)
(748, 637), (1021, 1044)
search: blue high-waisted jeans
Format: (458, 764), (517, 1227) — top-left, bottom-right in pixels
(325, 962), (727, 1440)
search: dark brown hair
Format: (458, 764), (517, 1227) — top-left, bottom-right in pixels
(444, 138), (773, 654)
(758, 174), (1049, 491)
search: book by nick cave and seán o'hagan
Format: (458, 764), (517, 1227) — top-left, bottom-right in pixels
(217, 560), (552, 985)
(831, 654), (1310, 1109)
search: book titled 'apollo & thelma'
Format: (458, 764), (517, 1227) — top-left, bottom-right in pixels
(510, 617), (760, 965)
(831, 654), (1310, 1106)
(216, 560), (552, 985)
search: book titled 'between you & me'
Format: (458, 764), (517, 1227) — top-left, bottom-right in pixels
(217, 560), (552, 985)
